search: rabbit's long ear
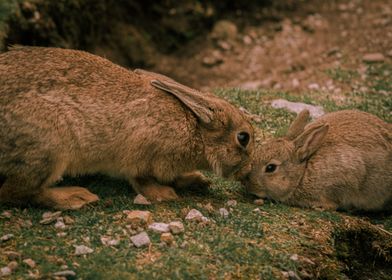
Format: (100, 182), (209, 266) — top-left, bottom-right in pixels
(151, 79), (214, 124)
(293, 123), (329, 162)
(286, 110), (310, 140)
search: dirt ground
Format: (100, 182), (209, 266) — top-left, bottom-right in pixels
(151, 0), (392, 93)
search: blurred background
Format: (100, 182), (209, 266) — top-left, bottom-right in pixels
(0, 0), (391, 93)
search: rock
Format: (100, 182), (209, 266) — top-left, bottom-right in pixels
(288, 270), (301, 280)
(211, 20), (238, 41)
(292, 78), (300, 88)
(290, 254), (299, 261)
(5, 251), (21, 261)
(40, 211), (62, 225)
(1, 234), (14, 242)
(226, 200), (237, 207)
(124, 210), (152, 228)
(307, 83), (320, 90)
(130, 231), (151, 248)
(362, 53), (385, 63)
(54, 219), (66, 230)
(169, 221), (185, 234)
(133, 194), (151, 205)
(74, 245), (94, 256)
(202, 52), (224, 67)
(185, 209), (207, 222)
(219, 208), (229, 218)
(148, 222), (170, 233)
(239, 80), (263, 90)
(0, 266), (12, 277)
(7, 261), (18, 271)
(252, 208), (261, 213)
(160, 232), (175, 245)
(53, 270), (76, 277)
(57, 232), (67, 237)
(243, 35), (252, 45)
(254, 199), (264, 206)
(271, 99), (325, 119)
(100, 236), (120, 246)
(216, 40), (232, 51)
(1, 211), (12, 218)
(23, 258), (36, 268)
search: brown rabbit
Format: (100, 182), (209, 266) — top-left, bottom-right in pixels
(243, 109), (392, 211)
(0, 46), (254, 209)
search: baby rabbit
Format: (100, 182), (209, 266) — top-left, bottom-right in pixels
(0, 46), (254, 209)
(243, 109), (392, 211)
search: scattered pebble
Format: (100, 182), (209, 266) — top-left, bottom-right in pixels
(216, 40), (232, 51)
(239, 80), (263, 90)
(0, 266), (12, 277)
(148, 222), (170, 233)
(362, 53), (385, 63)
(54, 219), (66, 230)
(226, 200), (237, 207)
(282, 270), (301, 280)
(40, 211), (62, 225)
(100, 236), (120, 246)
(130, 231), (151, 248)
(160, 232), (175, 245)
(5, 251), (21, 261)
(252, 208), (261, 213)
(290, 254), (299, 261)
(1, 234), (14, 242)
(180, 241), (189, 248)
(185, 209), (209, 222)
(254, 199), (264, 206)
(124, 210), (152, 228)
(74, 245), (94, 256)
(57, 232), (67, 237)
(1, 211), (12, 218)
(219, 208), (229, 218)
(23, 258), (36, 268)
(133, 194), (151, 205)
(202, 54), (224, 67)
(7, 261), (18, 271)
(307, 83), (320, 90)
(53, 270), (76, 277)
(169, 221), (185, 234)
(292, 78), (300, 88)
(271, 99), (325, 119)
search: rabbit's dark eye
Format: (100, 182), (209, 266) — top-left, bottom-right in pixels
(265, 164), (277, 173)
(237, 132), (250, 148)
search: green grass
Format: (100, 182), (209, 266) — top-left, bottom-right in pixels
(1, 67), (392, 279)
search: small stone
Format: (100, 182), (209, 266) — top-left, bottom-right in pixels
(5, 251), (21, 261)
(292, 78), (300, 88)
(148, 222), (170, 233)
(124, 210), (152, 228)
(252, 208), (261, 213)
(219, 208), (229, 218)
(160, 232), (175, 245)
(217, 40), (232, 51)
(1, 211), (12, 218)
(63, 216), (75, 225)
(23, 258), (36, 268)
(7, 261), (18, 271)
(0, 266), (12, 276)
(271, 99), (325, 119)
(243, 35), (252, 45)
(308, 83), (320, 90)
(53, 270), (76, 277)
(130, 231), (151, 248)
(169, 221), (185, 234)
(74, 245), (94, 256)
(287, 270), (301, 280)
(57, 232), (67, 237)
(254, 199), (264, 206)
(1, 234), (14, 242)
(180, 241), (189, 248)
(40, 211), (62, 225)
(54, 220), (66, 230)
(133, 194), (151, 205)
(226, 200), (237, 207)
(290, 254), (299, 261)
(202, 55), (223, 67)
(100, 236), (120, 246)
(363, 53), (385, 63)
(185, 209), (205, 222)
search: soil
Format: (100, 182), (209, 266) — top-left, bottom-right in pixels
(150, 0), (392, 93)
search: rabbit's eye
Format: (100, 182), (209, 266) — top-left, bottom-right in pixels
(265, 164), (277, 173)
(237, 132), (250, 147)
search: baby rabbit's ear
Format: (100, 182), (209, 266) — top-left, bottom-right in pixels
(293, 123), (329, 162)
(286, 109), (310, 140)
(151, 79), (214, 124)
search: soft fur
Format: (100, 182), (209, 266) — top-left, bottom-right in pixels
(243, 109), (392, 211)
(0, 47), (254, 209)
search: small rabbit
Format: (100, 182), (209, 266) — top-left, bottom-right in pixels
(242, 109), (392, 211)
(0, 46), (254, 209)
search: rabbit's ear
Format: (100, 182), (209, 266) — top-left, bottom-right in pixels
(293, 123), (329, 162)
(286, 109), (310, 140)
(151, 79), (214, 124)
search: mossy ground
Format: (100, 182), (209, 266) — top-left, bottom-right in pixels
(1, 63), (391, 279)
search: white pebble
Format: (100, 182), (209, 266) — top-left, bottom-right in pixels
(74, 245), (94, 256)
(219, 208), (229, 218)
(131, 232), (151, 248)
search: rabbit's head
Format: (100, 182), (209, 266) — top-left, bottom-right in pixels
(243, 110), (329, 201)
(150, 78), (254, 179)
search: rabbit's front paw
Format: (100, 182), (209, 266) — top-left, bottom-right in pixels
(140, 185), (179, 202)
(35, 187), (99, 210)
(174, 171), (211, 192)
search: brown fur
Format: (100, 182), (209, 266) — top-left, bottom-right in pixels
(0, 46), (254, 209)
(243, 109), (392, 211)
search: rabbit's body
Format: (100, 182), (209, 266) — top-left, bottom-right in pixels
(244, 110), (392, 211)
(0, 47), (253, 209)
